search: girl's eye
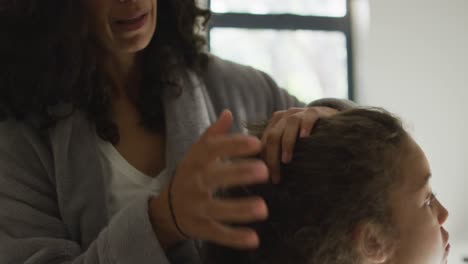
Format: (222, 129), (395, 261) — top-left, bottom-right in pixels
(425, 192), (437, 208)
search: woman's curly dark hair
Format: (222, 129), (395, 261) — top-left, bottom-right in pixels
(0, 0), (211, 143)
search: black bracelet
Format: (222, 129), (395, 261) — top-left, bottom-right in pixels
(168, 176), (190, 239)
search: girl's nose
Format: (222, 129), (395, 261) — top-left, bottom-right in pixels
(437, 199), (449, 225)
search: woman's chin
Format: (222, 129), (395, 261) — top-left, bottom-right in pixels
(121, 39), (151, 53)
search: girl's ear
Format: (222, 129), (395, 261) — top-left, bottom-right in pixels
(355, 222), (392, 263)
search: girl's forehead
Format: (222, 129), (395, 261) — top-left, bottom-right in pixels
(398, 137), (432, 193)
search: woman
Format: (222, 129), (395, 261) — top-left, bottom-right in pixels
(203, 108), (450, 264)
(0, 0), (354, 263)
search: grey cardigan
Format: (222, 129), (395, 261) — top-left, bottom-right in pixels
(0, 55), (354, 264)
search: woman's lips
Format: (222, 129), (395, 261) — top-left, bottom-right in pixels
(114, 13), (148, 32)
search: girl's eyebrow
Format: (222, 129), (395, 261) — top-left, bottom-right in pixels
(414, 174), (432, 192)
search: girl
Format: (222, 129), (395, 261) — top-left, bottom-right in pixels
(203, 108), (450, 264)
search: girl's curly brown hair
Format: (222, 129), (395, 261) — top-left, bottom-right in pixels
(203, 108), (408, 264)
(0, 0), (211, 143)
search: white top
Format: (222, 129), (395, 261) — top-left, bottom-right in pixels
(97, 137), (165, 218)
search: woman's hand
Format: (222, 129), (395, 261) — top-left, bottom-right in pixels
(261, 106), (339, 183)
(149, 110), (269, 250)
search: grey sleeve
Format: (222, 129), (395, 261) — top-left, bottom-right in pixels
(260, 72), (306, 111)
(0, 122), (174, 264)
(260, 71), (357, 112)
(307, 97), (358, 111)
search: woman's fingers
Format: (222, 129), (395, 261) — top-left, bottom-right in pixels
(263, 107), (340, 183)
(184, 134), (262, 170)
(204, 159), (268, 189)
(194, 109), (262, 164)
(280, 113), (302, 163)
(203, 135), (262, 161)
(201, 221), (260, 249)
(299, 107), (338, 138)
(200, 110), (233, 140)
(209, 197), (268, 223)
(261, 108), (303, 146)
(265, 118), (287, 183)
(262, 108), (303, 183)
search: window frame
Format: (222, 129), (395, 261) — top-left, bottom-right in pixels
(207, 0), (355, 100)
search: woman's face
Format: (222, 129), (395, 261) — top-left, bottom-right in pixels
(389, 136), (450, 264)
(84, 0), (157, 54)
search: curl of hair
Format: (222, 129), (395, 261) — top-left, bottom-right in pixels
(203, 108), (408, 264)
(0, 0), (211, 143)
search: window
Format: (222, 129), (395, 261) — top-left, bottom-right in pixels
(207, 0), (354, 102)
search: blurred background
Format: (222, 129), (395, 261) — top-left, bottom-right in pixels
(199, 0), (467, 262)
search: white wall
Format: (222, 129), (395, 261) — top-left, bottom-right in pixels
(357, 0), (468, 262)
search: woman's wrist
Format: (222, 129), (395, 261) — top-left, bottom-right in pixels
(148, 190), (187, 250)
